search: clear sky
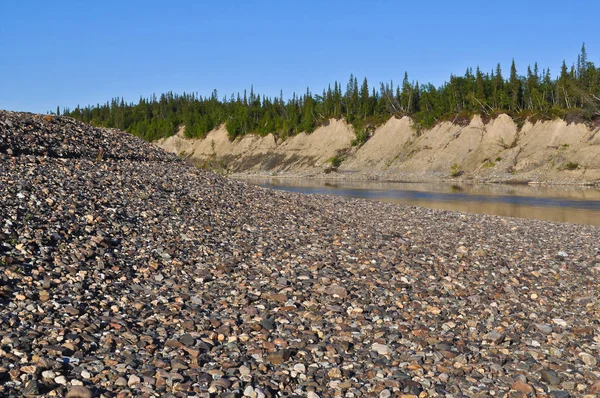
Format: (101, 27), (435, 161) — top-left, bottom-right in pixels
(1, 0), (598, 113)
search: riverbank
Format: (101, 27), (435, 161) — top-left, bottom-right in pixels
(231, 169), (600, 187)
(235, 176), (600, 225)
(157, 114), (600, 186)
(2, 111), (600, 396)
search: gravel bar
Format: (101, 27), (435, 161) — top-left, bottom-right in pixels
(1, 111), (600, 397)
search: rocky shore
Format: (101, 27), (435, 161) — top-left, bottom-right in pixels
(2, 111), (600, 397)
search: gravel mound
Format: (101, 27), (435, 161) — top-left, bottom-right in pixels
(1, 111), (600, 397)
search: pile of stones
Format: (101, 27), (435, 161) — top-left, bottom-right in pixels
(1, 111), (600, 397)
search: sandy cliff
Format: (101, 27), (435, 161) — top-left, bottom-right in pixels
(156, 115), (600, 184)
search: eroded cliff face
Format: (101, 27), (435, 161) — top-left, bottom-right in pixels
(156, 115), (600, 184)
(157, 119), (354, 172)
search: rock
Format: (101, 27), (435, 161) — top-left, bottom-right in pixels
(372, 343), (390, 355)
(42, 370), (56, 379)
(244, 385), (256, 397)
(578, 352), (597, 366)
(38, 290), (50, 302)
(484, 330), (505, 345)
(211, 378), (232, 389)
(115, 377), (127, 387)
(293, 363), (306, 373)
(561, 381), (575, 390)
(239, 365), (251, 376)
(265, 293), (287, 303)
(540, 370), (561, 385)
(55, 375), (67, 385)
(128, 374), (141, 387)
(511, 380), (534, 393)
(589, 380), (600, 394)
(535, 323), (553, 334)
(255, 387), (266, 398)
(22, 380), (39, 396)
(66, 386), (93, 398)
(179, 334), (195, 346)
(552, 318), (568, 327)
(379, 389), (392, 398)
(260, 317), (275, 331)
(64, 305), (80, 316)
(265, 350), (290, 365)
(327, 285), (348, 298)
(327, 368), (342, 378)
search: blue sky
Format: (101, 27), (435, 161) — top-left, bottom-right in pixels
(1, 0), (598, 113)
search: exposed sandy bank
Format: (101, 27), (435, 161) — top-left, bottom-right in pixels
(155, 115), (600, 185)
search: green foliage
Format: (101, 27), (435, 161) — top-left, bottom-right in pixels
(64, 44), (600, 141)
(563, 162), (579, 170)
(328, 155), (344, 169)
(450, 163), (463, 177)
(482, 159), (496, 168)
(350, 119), (368, 146)
(351, 129), (368, 147)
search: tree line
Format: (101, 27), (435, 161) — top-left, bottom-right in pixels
(62, 44), (600, 143)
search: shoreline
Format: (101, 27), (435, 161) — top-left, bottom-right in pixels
(230, 169), (600, 187)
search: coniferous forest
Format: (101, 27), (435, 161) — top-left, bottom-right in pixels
(62, 45), (600, 143)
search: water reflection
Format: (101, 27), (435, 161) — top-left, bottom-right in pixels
(236, 177), (600, 225)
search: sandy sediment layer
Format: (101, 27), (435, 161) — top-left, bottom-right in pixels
(157, 115), (600, 185)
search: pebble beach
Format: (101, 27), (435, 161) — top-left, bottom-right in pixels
(1, 111), (600, 397)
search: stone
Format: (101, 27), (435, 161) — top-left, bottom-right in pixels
(293, 363), (306, 373)
(55, 375), (67, 385)
(372, 342), (390, 355)
(244, 385), (256, 397)
(540, 370), (561, 385)
(211, 378), (232, 389)
(128, 374), (141, 387)
(22, 380), (39, 396)
(579, 352), (597, 366)
(327, 285), (348, 298)
(179, 334), (195, 346)
(66, 386), (93, 398)
(115, 377), (127, 387)
(42, 370), (56, 379)
(552, 318), (567, 327)
(379, 389), (392, 398)
(265, 350), (290, 365)
(535, 323), (552, 334)
(327, 368), (342, 378)
(511, 380), (534, 394)
(39, 290), (50, 302)
(484, 330), (505, 345)
(589, 380), (600, 394)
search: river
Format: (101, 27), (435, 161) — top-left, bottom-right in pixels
(237, 177), (600, 225)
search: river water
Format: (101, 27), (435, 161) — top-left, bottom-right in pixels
(237, 177), (600, 226)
